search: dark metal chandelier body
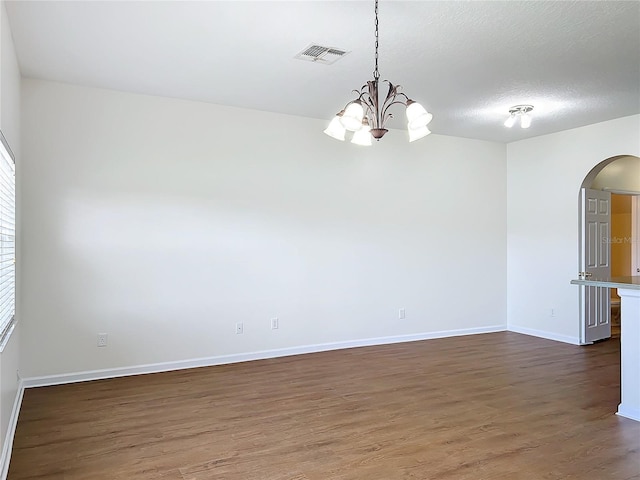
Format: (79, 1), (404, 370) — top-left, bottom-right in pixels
(324, 0), (433, 145)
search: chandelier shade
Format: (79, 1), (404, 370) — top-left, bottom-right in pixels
(324, 0), (432, 145)
(408, 124), (431, 142)
(324, 112), (347, 140)
(351, 118), (373, 146)
(503, 113), (517, 128)
(406, 101), (433, 130)
(340, 102), (365, 131)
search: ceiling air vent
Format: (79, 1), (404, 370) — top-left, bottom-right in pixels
(294, 44), (349, 65)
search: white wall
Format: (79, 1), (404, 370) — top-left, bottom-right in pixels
(507, 115), (640, 343)
(0, 0), (21, 472)
(20, 79), (507, 379)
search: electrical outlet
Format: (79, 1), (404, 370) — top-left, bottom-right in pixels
(235, 322), (244, 334)
(97, 333), (108, 347)
(271, 317), (279, 330)
(399, 308), (406, 320)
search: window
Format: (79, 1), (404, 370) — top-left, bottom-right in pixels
(0, 132), (15, 352)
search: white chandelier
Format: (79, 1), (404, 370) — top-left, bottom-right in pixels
(504, 105), (534, 129)
(324, 0), (433, 146)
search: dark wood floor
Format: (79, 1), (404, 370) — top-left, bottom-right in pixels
(9, 332), (640, 479)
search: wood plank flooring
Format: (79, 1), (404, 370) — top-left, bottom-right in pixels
(8, 332), (640, 479)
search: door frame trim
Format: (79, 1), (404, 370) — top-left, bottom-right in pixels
(632, 196), (639, 275)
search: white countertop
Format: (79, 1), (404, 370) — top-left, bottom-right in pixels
(570, 276), (640, 290)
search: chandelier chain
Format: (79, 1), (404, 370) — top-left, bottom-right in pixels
(373, 0), (379, 79)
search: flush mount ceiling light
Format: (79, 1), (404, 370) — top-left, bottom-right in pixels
(504, 105), (534, 129)
(324, 0), (433, 146)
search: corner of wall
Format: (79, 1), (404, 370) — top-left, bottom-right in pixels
(0, 1), (21, 476)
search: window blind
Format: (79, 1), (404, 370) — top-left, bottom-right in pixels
(0, 132), (15, 351)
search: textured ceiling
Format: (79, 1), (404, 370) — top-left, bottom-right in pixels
(5, 0), (640, 143)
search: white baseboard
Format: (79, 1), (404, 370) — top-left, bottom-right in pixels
(507, 325), (581, 345)
(617, 403), (640, 422)
(0, 379), (24, 480)
(22, 325), (506, 388)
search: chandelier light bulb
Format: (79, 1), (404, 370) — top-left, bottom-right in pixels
(520, 113), (532, 129)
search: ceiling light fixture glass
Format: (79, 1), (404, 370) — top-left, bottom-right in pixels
(324, 0), (432, 145)
(504, 105), (534, 129)
(351, 117), (373, 146)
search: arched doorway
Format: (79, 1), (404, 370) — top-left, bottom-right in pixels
(578, 155), (640, 344)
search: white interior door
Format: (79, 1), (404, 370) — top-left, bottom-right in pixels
(579, 188), (611, 344)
